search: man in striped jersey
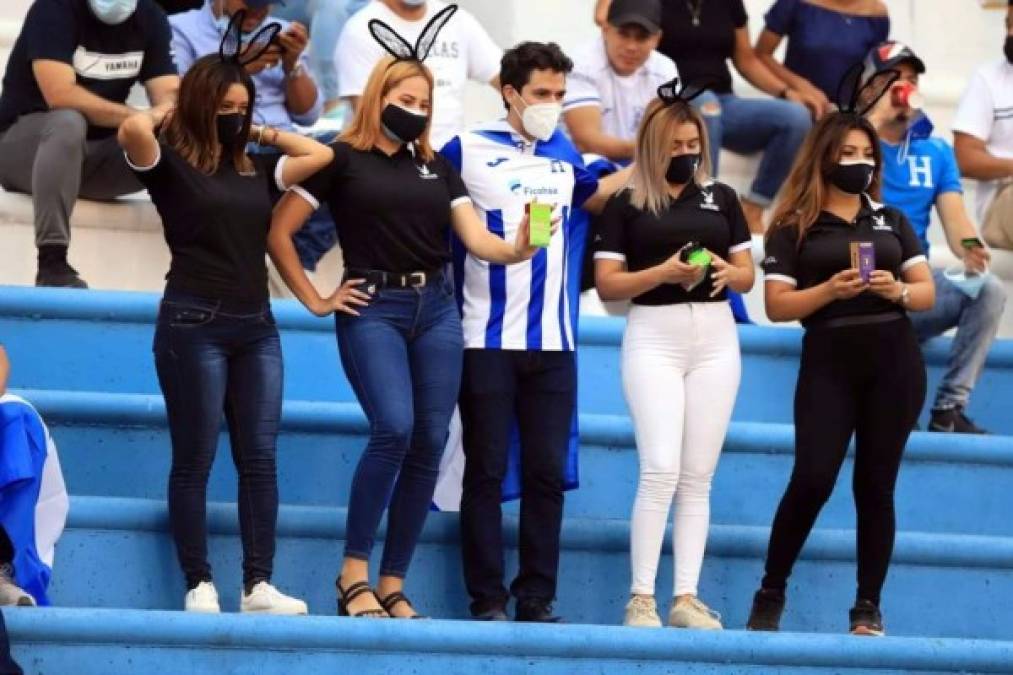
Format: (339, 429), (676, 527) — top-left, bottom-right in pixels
(441, 41), (630, 623)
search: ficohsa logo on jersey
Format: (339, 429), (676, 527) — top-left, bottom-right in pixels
(506, 179), (559, 199)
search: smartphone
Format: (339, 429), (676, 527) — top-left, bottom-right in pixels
(850, 241), (875, 283)
(961, 237), (984, 250)
(527, 202), (553, 248)
(679, 242), (711, 292)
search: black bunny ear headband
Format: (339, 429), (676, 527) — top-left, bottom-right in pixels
(835, 61), (900, 117)
(368, 4), (458, 64)
(641, 77), (715, 127)
(218, 9), (283, 67)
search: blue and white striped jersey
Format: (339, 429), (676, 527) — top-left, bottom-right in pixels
(441, 120), (599, 351)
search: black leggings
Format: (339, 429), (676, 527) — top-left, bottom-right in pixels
(761, 316), (926, 605)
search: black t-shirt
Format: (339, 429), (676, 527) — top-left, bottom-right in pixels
(0, 0), (176, 139)
(296, 141), (470, 273)
(130, 143), (282, 303)
(595, 181), (751, 305)
(762, 197), (926, 329)
(658, 0), (748, 95)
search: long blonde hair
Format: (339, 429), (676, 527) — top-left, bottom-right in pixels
(341, 57), (436, 162)
(630, 99), (712, 216)
(768, 114), (883, 244)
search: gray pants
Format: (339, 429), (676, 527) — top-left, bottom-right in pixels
(0, 109), (142, 248)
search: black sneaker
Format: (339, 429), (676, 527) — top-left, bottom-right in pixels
(36, 246), (88, 289)
(473, 605), (509, 621)
(746, 588), (785, 631)
(515, 599), (563, 623)
(849, 599), (884, 636)
(929, 407), (988, 434)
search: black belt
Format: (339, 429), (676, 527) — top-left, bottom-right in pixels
(816, 311), (905, 329)
(344, 268), (441, 290)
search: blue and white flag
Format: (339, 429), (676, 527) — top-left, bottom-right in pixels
(0, 394), (69, 605)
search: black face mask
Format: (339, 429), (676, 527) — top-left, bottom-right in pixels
(1005, 35), (1013, 65)
(666, 153), (700, 184)
(381, 103), (428, 144)
(216, 113), (245, 149)
(828, 161), (875, 195)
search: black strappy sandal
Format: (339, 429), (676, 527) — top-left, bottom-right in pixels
(336, 580), (388, 618)
(377, 590), (428, 619)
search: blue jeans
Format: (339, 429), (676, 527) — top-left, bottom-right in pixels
(693, 92), (811, 205)
(153, 290), (283, 590)
(273, 0), (369, 102)
(909, 269), (1006, 411)
(337, 276), (464, 577)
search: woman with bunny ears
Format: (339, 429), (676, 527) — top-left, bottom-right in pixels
(117, 13), (333, 615)
(594, 78), (754, 631)
(747, 66), (933, 637)
(268, 5), (545, 619)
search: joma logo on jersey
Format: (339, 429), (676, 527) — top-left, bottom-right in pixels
(487, 157), (509, 168)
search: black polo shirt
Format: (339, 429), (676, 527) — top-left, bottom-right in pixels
(130, 143), (282, 303)
(762, 196), (927, 329)
(294, 141), (470, 274)
(594, 181), (752, 305)
(0, 0), (176, 139)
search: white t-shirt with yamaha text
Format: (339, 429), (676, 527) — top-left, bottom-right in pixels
(335, 0), (502, 148)
(952, 58), (1013, 222)
(563, 36), (678, 142)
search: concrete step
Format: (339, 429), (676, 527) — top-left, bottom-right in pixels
(25, 388), (1013, 537)
(9, 607), (1013, 674)
(4, 286), (1013, 431)
(49, 496), (1013, 640)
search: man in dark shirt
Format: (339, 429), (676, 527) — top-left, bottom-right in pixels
(0, 0), (178, 288)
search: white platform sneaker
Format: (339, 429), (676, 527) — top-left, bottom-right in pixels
(184, 581), (221, 614)
(240, 581), (308, 616)
(668, 596), (723, 630)
(623, 595), (662, 627)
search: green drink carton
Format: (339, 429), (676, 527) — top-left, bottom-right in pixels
(528, 202), (553, 248)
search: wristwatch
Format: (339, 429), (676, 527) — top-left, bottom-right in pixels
(897, 283), (911, 307)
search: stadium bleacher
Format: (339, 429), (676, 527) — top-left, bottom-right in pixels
(1, 0), (1012, 672)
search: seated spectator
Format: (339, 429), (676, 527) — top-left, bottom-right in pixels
(171, 0), (335, 277)
(600, 0), (814, 233)
(334, 0), (502, 147)
(273, 0), (370, 112)
(864, 42), (1006, 434)
(0, 0), (178, 289)
(0, 344), (70, 608)
(755, 0), (889, 117)
(567, 0), (677, 163)
(952, 2), (1013, 250)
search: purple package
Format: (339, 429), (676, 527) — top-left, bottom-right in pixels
(850, 242), (875, 283)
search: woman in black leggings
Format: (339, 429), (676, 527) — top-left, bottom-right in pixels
(747, 111), (934, 636)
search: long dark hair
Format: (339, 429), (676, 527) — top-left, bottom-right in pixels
(768, 114), (883, 243)
(162, 55), (256, 175)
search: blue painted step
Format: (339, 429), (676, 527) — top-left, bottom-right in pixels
(51, 496), (1013, 640)
(9, 608), (1013, 674)
(4, 286), (1013, 431)
(28, 389), (1013, 537)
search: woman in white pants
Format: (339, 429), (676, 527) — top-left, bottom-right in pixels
(595, 80), (755, 629)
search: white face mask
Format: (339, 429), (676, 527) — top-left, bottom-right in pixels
(88, 0), (138, 25)
(511, 93), (562, 143)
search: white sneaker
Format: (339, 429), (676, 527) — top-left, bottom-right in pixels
(668, 596), (723, 630)
(184, 581), (220, 613)
(623, 595), (662, 627)
(0, 564), (34, 607)
(240, 581), (308, 616)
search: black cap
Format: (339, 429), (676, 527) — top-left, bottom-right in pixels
(607, 0), (662, 34)
(862, 41), (927, 81)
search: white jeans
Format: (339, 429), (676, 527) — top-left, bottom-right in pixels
(622, 302), (741, 597)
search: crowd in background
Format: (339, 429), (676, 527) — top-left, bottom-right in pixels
(0, 0), (1011, 641)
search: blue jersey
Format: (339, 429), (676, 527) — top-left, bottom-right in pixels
(441, 120), (598, 351)
(880, 137), (964, 255)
